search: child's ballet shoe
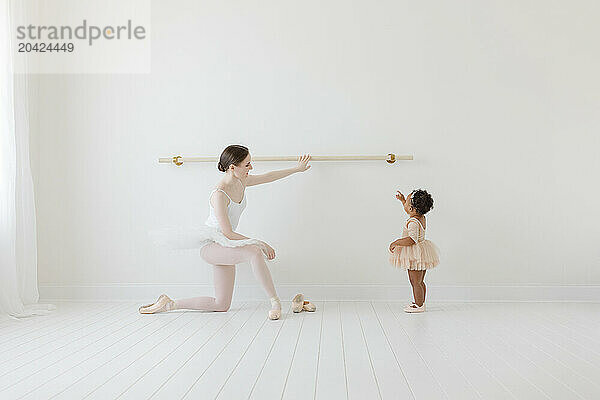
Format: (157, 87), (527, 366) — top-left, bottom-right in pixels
(404, 303), (425, 313)
(268, 309), (281, 320)
(302, 301), (316, 312)
(292, 294), (304, 313)
(139, 294), (175, 314)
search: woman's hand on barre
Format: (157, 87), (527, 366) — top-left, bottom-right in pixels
(295, 154), (311, 172)
(259, 241), (276, 260)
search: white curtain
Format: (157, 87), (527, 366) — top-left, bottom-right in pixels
(1, 0), (54, 319)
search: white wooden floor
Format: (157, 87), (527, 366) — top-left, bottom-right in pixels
(1, 301), (599, 400)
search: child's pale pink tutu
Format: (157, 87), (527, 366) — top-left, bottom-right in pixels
(389, 240), (440, 270)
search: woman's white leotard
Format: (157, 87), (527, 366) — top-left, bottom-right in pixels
(205, 188), (246, 231)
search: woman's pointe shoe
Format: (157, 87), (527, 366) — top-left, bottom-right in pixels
(302, 301), (316, 312)
(292, 294), (304, 313)
(269, 309), (281, 320)
(138, 295), (166, 312)
(269, 297), (282, 320)
(139, 294), (175, 314)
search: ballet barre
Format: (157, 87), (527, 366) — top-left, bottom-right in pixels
(158, 153), (413, 166)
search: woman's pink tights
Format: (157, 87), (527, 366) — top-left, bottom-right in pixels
(173, 243), (277, 312)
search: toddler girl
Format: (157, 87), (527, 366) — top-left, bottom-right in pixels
(389, 189), (440, 313)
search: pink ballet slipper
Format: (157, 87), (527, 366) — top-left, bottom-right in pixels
(292, 294), (304, 313)
(302, 301), (316, 312)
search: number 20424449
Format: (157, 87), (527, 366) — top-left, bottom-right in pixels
(18, 42), (74, 52)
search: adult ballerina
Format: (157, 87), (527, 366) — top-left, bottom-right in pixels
(141, 145), (311, 320)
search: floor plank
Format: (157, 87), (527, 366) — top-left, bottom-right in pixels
(339, 302), (381, 400)
(313, 302), (348, 400)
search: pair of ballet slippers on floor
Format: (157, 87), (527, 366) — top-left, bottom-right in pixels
(292, 294), (316, 313)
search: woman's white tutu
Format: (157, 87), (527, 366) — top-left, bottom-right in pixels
(148, 225), (262, 253)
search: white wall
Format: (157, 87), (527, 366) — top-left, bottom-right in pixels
(30, 0), (600, 301)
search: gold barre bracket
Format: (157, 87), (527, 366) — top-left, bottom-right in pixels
(158, 153), (412, 166)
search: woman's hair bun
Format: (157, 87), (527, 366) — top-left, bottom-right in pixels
(218, 145), (249, 173)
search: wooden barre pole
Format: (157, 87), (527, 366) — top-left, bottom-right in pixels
(158, 153), (412, 166)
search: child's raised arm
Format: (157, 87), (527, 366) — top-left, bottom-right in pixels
(395, 191), (406, 204)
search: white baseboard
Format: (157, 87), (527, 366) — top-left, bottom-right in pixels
(39, 283), (600, 302)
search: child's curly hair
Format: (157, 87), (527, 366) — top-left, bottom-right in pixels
(410, 189), (434, 215)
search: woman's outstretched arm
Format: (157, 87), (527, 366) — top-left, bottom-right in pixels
(245, 155), (311, 187)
